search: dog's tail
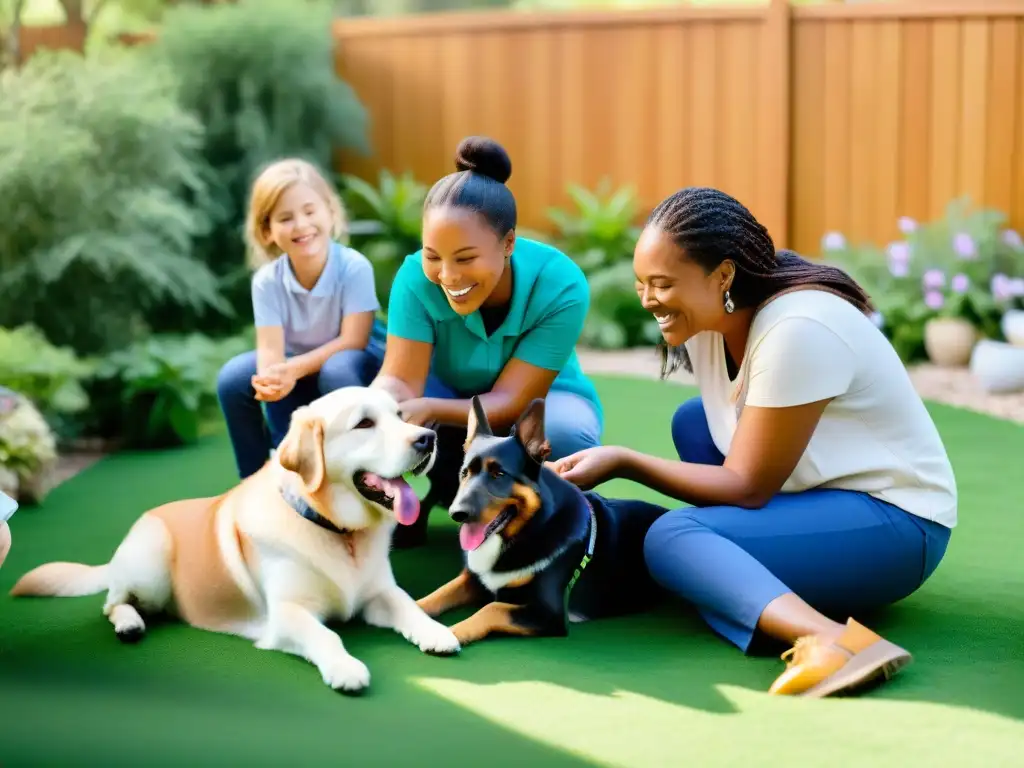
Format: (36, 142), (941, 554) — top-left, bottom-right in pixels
(9, 562), (109, 598)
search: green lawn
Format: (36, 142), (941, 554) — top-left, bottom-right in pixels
(1, 375), (1021, 766)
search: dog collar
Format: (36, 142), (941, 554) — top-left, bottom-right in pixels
(562, 492), (597, 625)
(280, 484), (350, 536)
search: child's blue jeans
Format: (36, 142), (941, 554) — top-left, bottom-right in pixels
(216, 337), (384, 478)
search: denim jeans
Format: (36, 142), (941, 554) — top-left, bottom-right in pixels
(216, 339), (383, 478)
(598, 396), (952, 652)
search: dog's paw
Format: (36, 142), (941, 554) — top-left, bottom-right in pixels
(110, 605), (146, 643)
(321, 654), (371, 695)
(409, 619), (461, 656)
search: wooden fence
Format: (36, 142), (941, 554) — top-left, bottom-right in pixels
(17, 23), (87, 61)
(334, 0), (1024, 256)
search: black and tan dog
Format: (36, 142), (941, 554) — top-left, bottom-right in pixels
(416, 396), (668, 646)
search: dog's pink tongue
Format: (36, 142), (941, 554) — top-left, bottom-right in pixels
(388, 479), (419, 526)
(459, 523), (488, 551)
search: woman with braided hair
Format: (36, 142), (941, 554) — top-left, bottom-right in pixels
(552, 187), (956, 699)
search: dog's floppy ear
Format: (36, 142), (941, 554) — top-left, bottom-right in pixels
(277, 408), (327, 494)
(465, 395), (493, 450)
(513, 398), (551, 466)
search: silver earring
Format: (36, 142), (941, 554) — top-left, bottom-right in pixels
(724, 290), (735, 314)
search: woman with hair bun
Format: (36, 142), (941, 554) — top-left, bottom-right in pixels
(370, 136), (602, 548)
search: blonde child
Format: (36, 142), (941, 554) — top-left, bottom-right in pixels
(216, 158), (385, 478)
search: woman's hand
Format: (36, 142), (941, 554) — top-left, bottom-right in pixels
(399, 397), (438, 428)
(550, 446), (629, 491)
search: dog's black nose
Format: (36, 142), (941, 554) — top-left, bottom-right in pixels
(413, 432), (435, 453)
(449, 509), (469, 524)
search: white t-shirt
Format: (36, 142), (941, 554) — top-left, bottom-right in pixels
(684, 289), (958, 528)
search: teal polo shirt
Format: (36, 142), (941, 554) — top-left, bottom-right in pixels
(386, 237), (602, 426)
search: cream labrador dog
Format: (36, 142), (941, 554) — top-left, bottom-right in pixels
(10, 386), (461, 693)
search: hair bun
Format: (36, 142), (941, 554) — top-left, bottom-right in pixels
(454, 136), (512, 184)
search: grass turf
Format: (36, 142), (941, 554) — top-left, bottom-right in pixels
(1, 374), (1022, 766)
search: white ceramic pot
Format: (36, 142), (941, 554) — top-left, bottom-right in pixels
(969, 339), (1024, 394)
(1001, 309), (1024, 348)
(924, 317), (978, 367)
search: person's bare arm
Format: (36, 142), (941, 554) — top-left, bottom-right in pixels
(426, 358), (559, 430)
(286, 311), (376, 379)
(370, 334), (434, 403)
(617, 398), (831, 508)
(255, 325), (286, 376)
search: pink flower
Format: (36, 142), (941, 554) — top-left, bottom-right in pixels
(890, 260), (909, 277)
(1002, 229), (1023, 250)
(991, 273), (1013, 301)
(953, 232), (977, 259)
(922, 269), (945, 289)
(924, 290), (944, 310)
(822, 232), (846, 251)
(887, 241), (911, 262)
(951, 273), (970, 294)
(1011, 278), (1024, 297)
(897, 217), (917, 235)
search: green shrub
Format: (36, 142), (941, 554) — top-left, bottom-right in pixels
(0, 325), (93, 425)
(85, 332), (252, 449)
(140, 0), (371, 336)
(342, 170), (427, 309)
(544, 180), (656, 348)
(0, 49), (228, 356)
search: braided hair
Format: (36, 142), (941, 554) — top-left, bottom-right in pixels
(648, 187), (873, 378)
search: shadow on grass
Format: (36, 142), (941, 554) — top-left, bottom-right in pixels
(394, 516), (1024, 726)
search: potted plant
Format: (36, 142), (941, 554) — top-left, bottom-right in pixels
(971, 238), (1024, 393)
(822, 201), (1024, 367)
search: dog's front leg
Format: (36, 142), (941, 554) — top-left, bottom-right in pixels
(416, 568), (487, 617)
(364, 585), (462, 656)
(449, 602), (561, 647)
(255, 601), (371, 694)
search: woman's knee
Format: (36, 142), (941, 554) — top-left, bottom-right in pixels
(544, 398), (601, 459)
(318, 349), (380, 393)
(671, 397), (723, 465)
(216, 351), (257, 402)
(642, 509), (708, 579)
(644, 508), (700, 555)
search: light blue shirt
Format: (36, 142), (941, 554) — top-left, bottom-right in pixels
(251, 241), (380, 356)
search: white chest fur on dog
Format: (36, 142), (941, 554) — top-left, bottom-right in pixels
(466, 533), (571, 594)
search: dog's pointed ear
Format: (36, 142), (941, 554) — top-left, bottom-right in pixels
(465, 395), (493, 450)
(277, 408), (326, 494)
(514, 398), (551, 465)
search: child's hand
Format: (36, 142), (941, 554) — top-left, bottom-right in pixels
(252, 377), (282, 402)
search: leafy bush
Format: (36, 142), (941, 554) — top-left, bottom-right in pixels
(0, 49), (228, 355)
(342, 170), (427, 309)
(544, 180), (656, 349)
(140, 0), (371, 335)
(824, 199), (1024, 362)
(0, 387), (59, 505)
(0, 326), (93, 423)
(85, 332), (252, 449)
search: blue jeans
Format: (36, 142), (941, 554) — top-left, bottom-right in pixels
(627, 396), (952, 652)
(216, 339), (384, 478)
